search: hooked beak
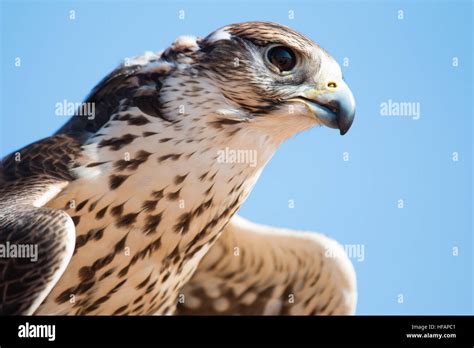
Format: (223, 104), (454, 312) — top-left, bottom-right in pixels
(293, 79), (356, 135)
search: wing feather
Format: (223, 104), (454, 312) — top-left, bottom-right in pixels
(0, 206), (75, 314)
(0, 51), (167, 315)
(0, 135), (81, 314)
(177, 215), (357, 315)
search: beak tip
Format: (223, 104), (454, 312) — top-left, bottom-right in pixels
(337, 115), (354, 136)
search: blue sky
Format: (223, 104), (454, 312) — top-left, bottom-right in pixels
(1, 0), (472, 314)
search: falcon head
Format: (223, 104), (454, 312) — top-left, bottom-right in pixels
(68, 22), (356, 148)
(191, 22), (356, 136)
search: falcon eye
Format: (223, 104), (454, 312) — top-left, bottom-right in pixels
(266, 46), (297, 72)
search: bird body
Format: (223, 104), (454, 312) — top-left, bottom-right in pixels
(0, 22), (357, 315)
(37, 99), (275, 315)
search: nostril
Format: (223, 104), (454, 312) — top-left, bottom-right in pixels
(327, 81), (337, 89)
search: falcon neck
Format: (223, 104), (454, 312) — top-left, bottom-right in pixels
(70, 105), (281, 242)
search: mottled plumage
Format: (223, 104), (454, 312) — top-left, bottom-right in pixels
(0, 22), (356, 315)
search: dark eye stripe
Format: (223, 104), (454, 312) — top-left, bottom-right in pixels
(267, 46), (297, 72)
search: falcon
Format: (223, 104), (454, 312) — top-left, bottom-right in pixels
(0, 21), (356, 315)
